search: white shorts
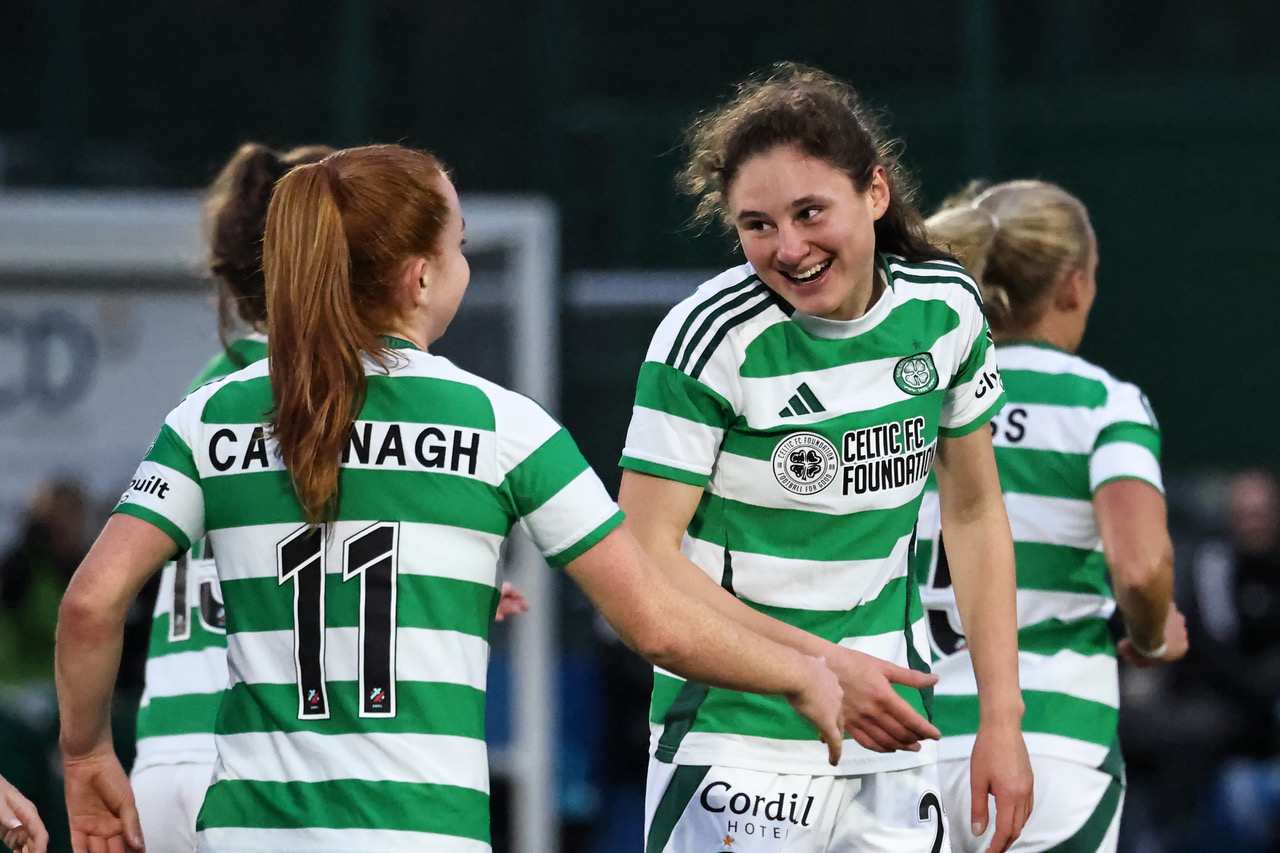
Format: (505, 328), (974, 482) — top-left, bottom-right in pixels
(644, 758), (949, 853)
(130, 763), (216, 853)
(938, 754), (1123, 853)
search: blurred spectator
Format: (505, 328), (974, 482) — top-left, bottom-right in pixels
(1179, 469), (1280, 852)
(0, 480), (87, 687)
(0, 479), (88, 853)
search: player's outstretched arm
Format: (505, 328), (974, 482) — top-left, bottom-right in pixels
(1095, 480), (1188, 668)
(618, 470), (940, 754)
(935, 427), (1033, 853)
(567, 526), (846, 765)
(0, 774), (47, 853)
(57, 513), (174, 853)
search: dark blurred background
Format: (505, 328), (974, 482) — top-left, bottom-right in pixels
(2, 1), (1278, 852)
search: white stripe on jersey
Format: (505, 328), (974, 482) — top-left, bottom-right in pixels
(685, 532), (914, 611)
(210, 522), (503, 585)
(140, 648), (228, 699)
(937, 733), (1110, 768)
(992, 402), (1097, 455)
(657, 727), (939, 776)
(225, 627), (489, 690)
(1004, 493), (1100, 550)
(1090, 442), (1163, 492)
(623, 406), (724, 479)
(117, 461), (204, 542)
(520, 469), (619, 560)
(933, 649), (1120, 707)
(213, 730), (490, 790)
(1016, 589), (1116, 630)
(710, 447), (935, 515)
(197, 827), (491, 853)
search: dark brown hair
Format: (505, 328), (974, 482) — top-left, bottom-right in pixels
(681, 62), (946, 263)
(203, 142), (334, 364)
(264, 144), (450, 523)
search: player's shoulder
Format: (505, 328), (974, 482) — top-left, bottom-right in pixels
(997, 343), (1152, 411)
(172, 357), (272, 428)
(884, 254), (984, 311)
(648, 262), (787, 376)
(391, 349), (556, 432)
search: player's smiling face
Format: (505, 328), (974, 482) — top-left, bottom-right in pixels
(728, 144), (890, 321)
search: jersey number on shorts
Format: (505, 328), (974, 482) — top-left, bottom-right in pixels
(277, 521), (400, 721)
(918, 791), (945, 853)
(924, 534), (967, 658)
(169, 552), (226, 641)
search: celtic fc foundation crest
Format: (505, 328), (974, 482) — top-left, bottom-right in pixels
(772, 432), (839, 495)
(893, 352), (939, 396)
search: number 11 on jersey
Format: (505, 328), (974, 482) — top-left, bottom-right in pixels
(277, 522), (400, 721)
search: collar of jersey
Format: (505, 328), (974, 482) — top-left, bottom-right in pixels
(788, 253), (895, 340)
(381, 335), (421, 351)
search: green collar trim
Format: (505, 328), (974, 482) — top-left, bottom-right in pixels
(381, 335), (421, 351)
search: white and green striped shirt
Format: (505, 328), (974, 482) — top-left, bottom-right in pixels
(115, 338), (622, 853)
(134, 336), (268, 775)
(916, 340), (1162, 776)
(621, 254), (1005, 776)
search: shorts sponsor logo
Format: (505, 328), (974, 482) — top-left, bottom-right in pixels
(699, 780), (814, 841)
(894, 352), (939, 396)
(771, 432), (839, 495)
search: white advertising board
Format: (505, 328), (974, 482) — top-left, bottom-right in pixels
(0, 292), (219, 550)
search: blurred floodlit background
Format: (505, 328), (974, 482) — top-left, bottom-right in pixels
(1, 2), (1278, 852)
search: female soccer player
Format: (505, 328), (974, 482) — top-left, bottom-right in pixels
(618, 64), (1032, 853)
(131, 141), (332, 853)
(0, 774), (47, 853)
(919, 179), (1188, 852)
(55, 143), (845, 853)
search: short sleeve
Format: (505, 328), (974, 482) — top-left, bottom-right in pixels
(939, 287), (1005, 437)
(620, 359), (735, 487)
(114, 409), (207, 552)
(1090, 382), (1163, 494)
(495, 393), (622, 567)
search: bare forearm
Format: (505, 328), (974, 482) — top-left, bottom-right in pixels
(1111, 548), (1173, 651)
(945, 513), (1024, 721)
(55, 601), (124, 758)
(643, 540), (841, 658)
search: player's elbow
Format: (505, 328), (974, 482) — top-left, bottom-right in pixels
(57, 579), (122, 648)
(1111, 542), (1174, 603)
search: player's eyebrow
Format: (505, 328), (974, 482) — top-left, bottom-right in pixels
(735, 195), (830, 223)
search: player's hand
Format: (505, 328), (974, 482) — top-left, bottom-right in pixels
(494, 582), (531, 622)
(969, 717), (1033, 853)
(63, 746), (145, 853)
(782, 655), (846, 766)
(1117, 602), (1188, 668)
(0, 774), (48, 853)
(825, 648), (941, 753)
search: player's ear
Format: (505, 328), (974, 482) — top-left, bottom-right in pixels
(1055, 268), (1086, 312)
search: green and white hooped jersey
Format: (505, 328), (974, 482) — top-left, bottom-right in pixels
(134, 335), (268, 773)
(115, 338), (622, 853)
(915, 341), (1163, 776)
(620, 254), (1005, 776)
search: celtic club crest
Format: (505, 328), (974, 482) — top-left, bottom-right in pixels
(894, 352), (939, 396)
(771, 432), (839, 495)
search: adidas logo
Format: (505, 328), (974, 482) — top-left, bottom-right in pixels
(778, 383), (826, 418)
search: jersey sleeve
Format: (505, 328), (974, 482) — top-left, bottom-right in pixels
(619, 302), (738, 487)
(1089, 381), (1163, 494)
(495, 392), (622, 567)
(939, 283), (1005, 437)
(113, 398), (207, 552)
